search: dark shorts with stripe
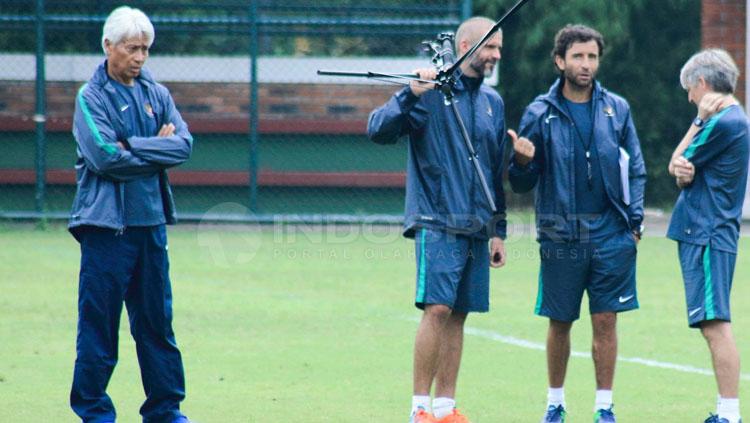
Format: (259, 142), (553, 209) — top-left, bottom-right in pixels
(677, 242), (736, 328)
(535, 229), (638, 322)
(414, 228), (490, 313)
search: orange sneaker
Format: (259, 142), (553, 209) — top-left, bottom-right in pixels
(435, 408), (471, 423)
(410, 408), (438, 423)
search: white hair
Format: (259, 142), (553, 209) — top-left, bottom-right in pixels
(680, 49), (739, 94)
(101, 6), (154, 54)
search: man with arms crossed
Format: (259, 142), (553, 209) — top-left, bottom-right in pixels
(668, 49), (748, 423)
(69, 6), (193, 423)
(508, 24), (646, 422)
(368, 17), (507, 423)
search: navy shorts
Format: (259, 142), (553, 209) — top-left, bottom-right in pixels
(535, 230), (638, 322)
(414, 228), (490, 313)
(677, 242), (736, 328)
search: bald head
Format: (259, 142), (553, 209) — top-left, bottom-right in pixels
(455, 16), (499, 55)
(454, 16), (502, 78)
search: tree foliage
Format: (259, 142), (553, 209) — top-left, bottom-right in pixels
(0, 1), (462, 57)
(0, 0), (704, 206)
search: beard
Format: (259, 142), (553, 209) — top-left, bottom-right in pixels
(563, 68), (595, 90)
(469, 57), (495, 78)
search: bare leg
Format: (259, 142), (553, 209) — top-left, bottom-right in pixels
(414, 304), (453, 395)
(547, 319), (573, 388)
(434, 311), (468, 398)
(701, 320), (740, 398)
(591, 312), (617, 390)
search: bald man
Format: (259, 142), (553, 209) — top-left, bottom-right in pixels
(368, 17), (507, 423)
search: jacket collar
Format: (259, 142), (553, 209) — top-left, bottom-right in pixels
(543, 76), (606, 113)
(450, 68), (484, 93)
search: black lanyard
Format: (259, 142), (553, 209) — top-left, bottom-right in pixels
(562, 100), (595, 190)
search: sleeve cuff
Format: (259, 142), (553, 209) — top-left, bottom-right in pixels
(395, 87), (420, 113)
(508, 160), (531, 176)
(493, 218), (507, 239)
(121, 137), (133, 151)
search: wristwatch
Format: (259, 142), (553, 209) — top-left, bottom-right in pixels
(632, 224), (645, 240)
(693, 116), (705, 128)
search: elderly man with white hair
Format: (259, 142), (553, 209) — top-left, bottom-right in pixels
(69, 6), (193, 423)
(668, 49), (749, 423)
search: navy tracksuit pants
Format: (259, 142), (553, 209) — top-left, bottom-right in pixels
(70, 225), (186, 423)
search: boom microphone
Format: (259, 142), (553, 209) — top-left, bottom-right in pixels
(437, 33), (455, 69)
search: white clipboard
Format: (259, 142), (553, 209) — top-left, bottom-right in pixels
(619, 147), (630, 206)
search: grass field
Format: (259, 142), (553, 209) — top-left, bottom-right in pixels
(1, 222), (749, 422)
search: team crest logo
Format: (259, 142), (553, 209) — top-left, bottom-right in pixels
(144, 102), (154, 118)
(604, 106), (615, 117)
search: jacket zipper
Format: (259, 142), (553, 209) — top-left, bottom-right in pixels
(116, 182), (125, 235)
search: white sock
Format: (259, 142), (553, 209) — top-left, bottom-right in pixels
(594, 389), (613, 411)
(412, 395), (431, 414)
(548, 387), (565, 407)
(432, 397), (456, 419)
(717, 397), (741, 423)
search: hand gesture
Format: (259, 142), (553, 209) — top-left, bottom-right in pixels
(158, 123), (175, 137)
(490, 237), (506, 268)
(671, 156), (695, 187)
(698, 92), (738, 120)
(409, 68), (437, 97)
(507, 129), (535, 166)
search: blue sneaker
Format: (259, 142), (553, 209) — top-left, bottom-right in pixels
(704, 415), (742, 423)
(541, 404), (566, 423)
(594, 406), (615, 422)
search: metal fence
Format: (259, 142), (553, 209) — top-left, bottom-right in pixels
(0, 0), (470, 222)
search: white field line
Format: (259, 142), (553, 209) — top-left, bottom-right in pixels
(408, 319), (750, 381)
(463, 326), (750, 381)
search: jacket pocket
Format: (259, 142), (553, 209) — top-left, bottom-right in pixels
(417, 164), (445, 216)
(76, 171), (99, 209)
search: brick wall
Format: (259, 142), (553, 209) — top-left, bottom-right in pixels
(171, 82), (394, 123)
(0, 80), (397, 133)
(702, 0), (746, 102)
